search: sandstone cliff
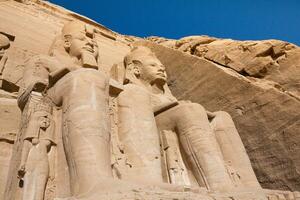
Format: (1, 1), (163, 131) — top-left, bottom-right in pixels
(0, 0), (299, 199)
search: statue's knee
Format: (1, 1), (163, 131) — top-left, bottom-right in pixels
(214, 111), (232, 121)
(212, 111), (235, 130)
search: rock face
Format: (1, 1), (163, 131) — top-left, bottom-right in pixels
(146, 37), (300, 191)
(0, 0), (299, 200)
(148, 36), (300, 98)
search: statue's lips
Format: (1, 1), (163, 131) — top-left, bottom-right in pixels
(156, 72), (166, 78)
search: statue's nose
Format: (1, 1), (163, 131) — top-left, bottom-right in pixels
(158, 65), (165, 72)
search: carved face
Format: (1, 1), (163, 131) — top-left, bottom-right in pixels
(139, 56), (167, 85)
(64, 30), (98, 60)
(39, 116), (50, 129)
(0, 34), (10, 59)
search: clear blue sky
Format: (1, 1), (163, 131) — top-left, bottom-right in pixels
(50, 0), (300, 46)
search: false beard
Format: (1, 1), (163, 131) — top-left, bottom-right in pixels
(81, 50), (98, 70)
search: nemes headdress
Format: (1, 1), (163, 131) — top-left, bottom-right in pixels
(62, 20), (95, 38)
(124, 46), (156, 67)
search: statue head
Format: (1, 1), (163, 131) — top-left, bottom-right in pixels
(50, 21), (99, 69)
(0, 33), (10, 60)
(62, 21), (98, 58)
(124, 46), (167, 86)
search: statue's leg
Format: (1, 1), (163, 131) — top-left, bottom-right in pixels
(47, 69), (111, 196)
(156, 103), (234, 192)
(211, 111), (261, 189)
(33, 141), (49, 200)
(22, 171), (34, 200)
(22, 142), (48, 200)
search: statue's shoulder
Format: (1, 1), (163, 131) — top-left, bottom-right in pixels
(123, 83), (148, 92)
(119, 83), (152, 104)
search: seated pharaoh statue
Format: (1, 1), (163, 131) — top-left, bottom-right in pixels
(118, 46), (264, 194)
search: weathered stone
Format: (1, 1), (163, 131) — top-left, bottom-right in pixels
(150, 36), (299, 98)
(139, 41), (300, 191)
(0, 0), (299, 200)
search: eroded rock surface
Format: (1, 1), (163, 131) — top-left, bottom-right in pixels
(148, 36), (300, 98)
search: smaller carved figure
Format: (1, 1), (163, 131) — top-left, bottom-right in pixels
(18, 102), (55, 200)
(226, 161), (241, 187)
(162, 130), (191, 187)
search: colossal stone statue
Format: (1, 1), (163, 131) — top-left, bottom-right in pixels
(18, 96), (55, 200)
(121, 46), (262, 192)
(18, 21), (113, 199)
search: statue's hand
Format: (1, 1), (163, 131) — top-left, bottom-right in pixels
(17, 164), (26, 179)
(33, 80), (48, 92)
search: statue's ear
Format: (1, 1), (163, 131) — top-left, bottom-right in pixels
(63, 35), (72, 51)
(124, 61), (141, 84)
(125, 63), (140, 78)
(131, 60), (141, 77)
